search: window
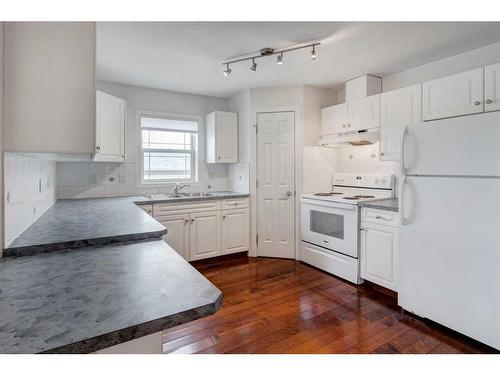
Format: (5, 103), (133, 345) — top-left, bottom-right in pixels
(140, 115), (199, 183)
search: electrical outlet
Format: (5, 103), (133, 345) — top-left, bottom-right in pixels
(119, 174), (127, 184)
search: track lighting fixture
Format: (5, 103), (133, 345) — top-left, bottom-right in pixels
(250, 58), (257, 71)
(277, 53), (283, 65)
(223, 63), (232, 77)
(222, 42), (319, 76)
(310, 45), (317, 60)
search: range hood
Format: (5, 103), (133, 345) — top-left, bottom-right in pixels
(318, 127), (380, 148)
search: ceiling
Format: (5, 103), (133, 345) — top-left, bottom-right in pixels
(96, 22), (500, 98)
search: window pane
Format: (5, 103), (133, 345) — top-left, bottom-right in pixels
(143, 151), (192, 181)
(141, 117), (198, 132)
(142, 129), (191, 150)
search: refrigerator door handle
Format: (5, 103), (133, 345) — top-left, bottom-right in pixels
(400, 126), (409, 174)
(399, 175), (407, 225)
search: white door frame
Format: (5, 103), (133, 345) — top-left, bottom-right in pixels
(249, 106), (302, 259)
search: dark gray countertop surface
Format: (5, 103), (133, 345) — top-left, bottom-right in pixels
(0, 240), (222, 353)
(359, 198), (399, 212)
(5, 196), (166, 257)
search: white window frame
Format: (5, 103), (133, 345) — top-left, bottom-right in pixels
(136, 110), (202, 187)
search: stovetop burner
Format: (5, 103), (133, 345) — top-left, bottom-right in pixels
(313, 192), (343, 196)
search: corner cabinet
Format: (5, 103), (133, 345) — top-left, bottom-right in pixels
(360, 208), (399, 291)
(152, 198), (249, 261)
(206, 111), (238, 163)
(379, 85), (421, 161)
(94, 91), (126, 162)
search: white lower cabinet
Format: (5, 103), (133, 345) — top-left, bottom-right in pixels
(221, 209), (249, 255)
(158, 214), (190, 260)
(153, 198), (249, 261)
(189, 211), (221, 261)
(360, 208), (399, 291)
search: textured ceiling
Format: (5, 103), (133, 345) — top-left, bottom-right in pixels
(97, 22), (500, 98)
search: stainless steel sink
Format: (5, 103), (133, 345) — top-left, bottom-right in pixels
(178, 192), (215, 197)
(145, 192), (215, 200)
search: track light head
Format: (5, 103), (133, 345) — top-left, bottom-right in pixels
(250, 59), (257, 71)
(310, 46), (317, 61)
(223, 63), (232, 77)
(277, 53), (283, 65)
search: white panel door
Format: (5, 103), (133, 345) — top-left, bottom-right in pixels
(221, 208), (249, 255)
(360, 222), (398, 291)
(189, 211), (221, 261)
(320, 103), (347, 135)
(257, 111), (295, 259)
(380, 85), (421, 161)
(399, 176), (500, 349)
(485, 62), (500, 112)
(347, 95), (380, 131)
(216, 111), (238, 163)
(158, 214), (190, 260)
(94, 90), (125, 162)
(422, 68), (483, 121)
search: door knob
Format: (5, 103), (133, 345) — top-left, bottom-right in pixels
(285, 191), (293, 197)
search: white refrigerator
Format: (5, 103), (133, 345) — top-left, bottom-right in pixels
(398, 111), (500, 350)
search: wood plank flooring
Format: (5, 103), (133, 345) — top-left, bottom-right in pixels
(161, 255), (497, 354)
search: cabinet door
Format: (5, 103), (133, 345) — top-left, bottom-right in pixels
(221, 209), (249, 254)
(215, 111), (238, 163)
(360, 222), (398, 291)
(320, 103), (347, 135)
(380, 85), (421, 161)
(485, 63), (500, 113)
(94, 91), (126, 162)
(347, 95), (380, 131)
(189, 211), (221, 261)
(422, 68), (483, 121)
(158, 214), (190, 260)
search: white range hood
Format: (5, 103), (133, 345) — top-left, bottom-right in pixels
(318, 127), (380, 148)
(319, 75), (381, 147)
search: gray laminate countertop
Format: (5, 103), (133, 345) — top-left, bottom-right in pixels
(359, 198), (399, 212)
(5, 196), (167, 257)
(0, 240), (222, 353)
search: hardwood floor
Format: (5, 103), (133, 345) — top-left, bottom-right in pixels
(162, 255), (497, 354)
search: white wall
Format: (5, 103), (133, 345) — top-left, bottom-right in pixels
(4, 153), (57, 247)
(0, 22), (4, 255)
(57, 81), (230, 199)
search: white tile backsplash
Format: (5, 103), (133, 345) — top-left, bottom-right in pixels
(4, 153), (57, 247)
(56, 161), (229, 199)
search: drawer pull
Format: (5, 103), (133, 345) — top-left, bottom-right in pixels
(375, 215), (389, 220)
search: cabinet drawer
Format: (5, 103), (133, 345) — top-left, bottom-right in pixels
(221, 198), (249, 210)
(362, 208), (399, 226)
(153, 200), (221, 217)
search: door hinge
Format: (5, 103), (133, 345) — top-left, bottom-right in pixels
(256, 234), (259, 244)
(256, 179), (258, 188)
(254, 124), (258, 133)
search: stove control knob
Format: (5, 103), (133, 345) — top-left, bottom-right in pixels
(375, 178), (380, 184)
(381, 178), (387, 184)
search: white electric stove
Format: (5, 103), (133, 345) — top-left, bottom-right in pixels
(300, 173), (394, 284)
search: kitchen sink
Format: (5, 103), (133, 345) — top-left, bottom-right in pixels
(177, 192), (215, 197)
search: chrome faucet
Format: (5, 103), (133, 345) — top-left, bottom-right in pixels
(173, 183), (189, 195)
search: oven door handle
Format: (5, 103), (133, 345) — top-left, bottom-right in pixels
(301, 199), (357, 211)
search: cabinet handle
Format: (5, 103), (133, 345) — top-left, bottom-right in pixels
(474, 101), (482, 106)
(486, 99), (493, 104)
(222, 215), (226, 220)
(191, 219), (195, 223)
(360, 228), (365, 231)
(375, 215), (389, 221)
(347, 124), (351, 127)
(342, 124), (346, 128)
(217, 156), (221, 160)
(184, 219), (189, 224)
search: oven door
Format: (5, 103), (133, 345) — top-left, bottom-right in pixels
(300, 198), (358, 258)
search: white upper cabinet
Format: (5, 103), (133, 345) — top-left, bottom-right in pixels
(422, 68), (483, 121)
(320, 103), (347, 134)
(380, 85), (421, 161)
(485, 62), (500, 113)
(206, 111), (238, 163)
(4, 22), (96, 154)
(94, 91), (126, 162)
(347, 95), (380, 131)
